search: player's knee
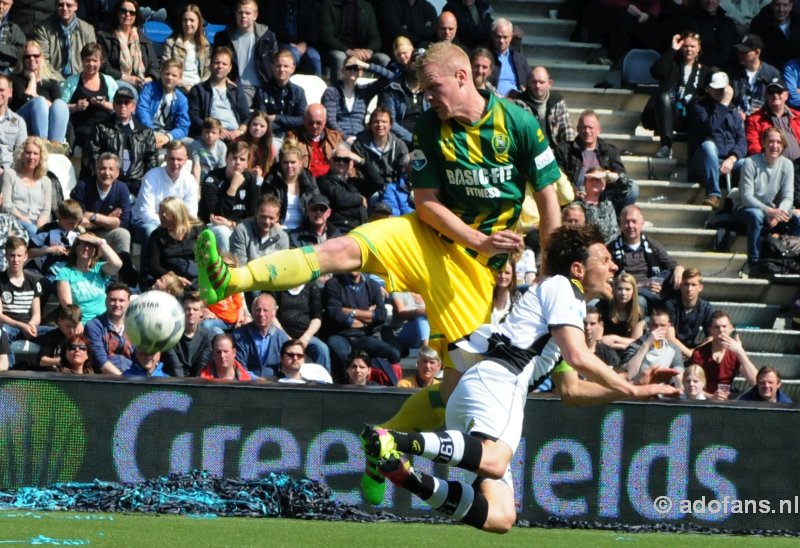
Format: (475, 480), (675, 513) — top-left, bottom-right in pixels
(481, 460), (507, 480)
(482, 509), (515, 534)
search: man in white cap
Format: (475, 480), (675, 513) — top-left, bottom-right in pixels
(688, 70), (747, 209)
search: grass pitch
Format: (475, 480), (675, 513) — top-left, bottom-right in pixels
(0, 512), (795, 547)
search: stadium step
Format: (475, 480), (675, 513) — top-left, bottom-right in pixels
(558, 87), (650, 112)
(542, 62), (611, 88)
(645, 227), (746, 254)
(495, 0), (568, 18)
(711, 302), (782, 329)
(637, 180), (701, 203)
(603, 133), (687, 158)
(739, 329), (800, 354)
(701, 278), (798, 306)
(749, 353), (800, 378)
(637, 202), (712, 229)
(568, 108), (644, 134)
(512, 15), (577, 40)
(521, 39), (601, 63)
(670, 251), (747, 277)
(622, 157), (686, 181)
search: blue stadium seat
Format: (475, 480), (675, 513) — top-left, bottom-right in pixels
(143, 21), (172, 58)
(621, 48), (660, 91)
(205, 23), (226, 45)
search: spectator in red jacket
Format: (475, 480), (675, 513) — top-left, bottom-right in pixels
(199, 333), (256, 381)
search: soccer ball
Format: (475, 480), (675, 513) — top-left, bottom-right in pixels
(124, 290), (185, 353)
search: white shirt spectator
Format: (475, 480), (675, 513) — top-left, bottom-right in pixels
(132, 165), (199, 228)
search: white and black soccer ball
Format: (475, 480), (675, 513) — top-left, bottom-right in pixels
(124, 290), (185, 353)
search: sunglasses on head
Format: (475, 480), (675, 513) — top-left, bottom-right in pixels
(68, 344), (88, 351)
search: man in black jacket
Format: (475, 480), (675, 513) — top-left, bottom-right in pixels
(81, 87), (158, 196)
(162, 292), (215, 377)
(555, 110), (639, 213)
(213, 0), (278, 103)
(0, 0), (25, 75)
(251, 49), (308, 137)
(749, 0), (800, 70)
(289, 194), (342, 248)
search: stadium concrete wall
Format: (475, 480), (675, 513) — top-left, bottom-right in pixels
(0, 374), (797, 531)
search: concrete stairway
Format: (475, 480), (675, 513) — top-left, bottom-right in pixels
(493, 3), (800, 373)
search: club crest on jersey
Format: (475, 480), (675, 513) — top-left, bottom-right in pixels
(410, 149), (428, 171)
(491, 134), (510, 155)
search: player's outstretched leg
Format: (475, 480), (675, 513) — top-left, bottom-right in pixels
(378, 449), (493, 531)
(195, 229), (323, 305)
(195, 229), (230, 305)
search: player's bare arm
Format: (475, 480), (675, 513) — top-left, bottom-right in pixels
(415, 187), (523, 257)
(553, 325), (680, 399)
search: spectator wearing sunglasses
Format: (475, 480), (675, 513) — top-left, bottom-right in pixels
(316, 142), (384, 233)
(57, 334), (93, 374)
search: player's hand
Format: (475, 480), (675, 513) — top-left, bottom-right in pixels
(635, 366), (680, 386)
(631, 382), (680, 399)
(477, 230), (523, 257)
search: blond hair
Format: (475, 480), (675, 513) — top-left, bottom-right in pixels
(13, 136), (49, 180)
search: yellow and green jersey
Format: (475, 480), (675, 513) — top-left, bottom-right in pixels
(410, 90), (560, 267)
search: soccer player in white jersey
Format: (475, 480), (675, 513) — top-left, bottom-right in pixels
(363, 224), (679, 533)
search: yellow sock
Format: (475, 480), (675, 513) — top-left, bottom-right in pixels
(381, 384), (446, 432)
(227, 246), (321, 295)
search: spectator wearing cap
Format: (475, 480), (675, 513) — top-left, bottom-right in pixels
(730, 34), (780, 117)
(369, 202), (393, 221)
(688, 71), (747, 209)
(745, 77), (800, 159)
(80, 86), (159, 197)
(288, 194), (342, 248)
(749, 0), (800, 70)
(745, 75), (800, 218)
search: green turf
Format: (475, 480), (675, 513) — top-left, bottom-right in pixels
(0, 512), (794, 547)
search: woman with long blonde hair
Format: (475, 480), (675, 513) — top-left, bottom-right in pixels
(141, 196), (203, 289)
(11, 40), (69, 148)
(1, 136), (52, 238)
(596, 272), (645, 354)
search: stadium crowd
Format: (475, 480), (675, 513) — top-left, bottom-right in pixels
(0, 0), (794, 404)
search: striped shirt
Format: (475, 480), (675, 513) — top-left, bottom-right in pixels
(410, 90), (560, 268)
(0, 272), (41, 323)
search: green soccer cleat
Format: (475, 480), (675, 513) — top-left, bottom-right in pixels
(195, 229), (230, 305)
(360, 425), (397, 505)
(360, 464), (387, 506)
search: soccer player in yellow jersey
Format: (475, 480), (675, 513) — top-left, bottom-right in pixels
(195, 41), (562, 504)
